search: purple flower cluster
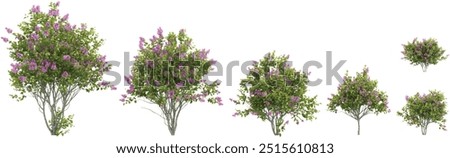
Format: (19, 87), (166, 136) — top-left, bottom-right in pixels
(197, 49), (210, 60)
(10, 63), (21, 74)
(81, 47), (88, 55)
(28, 60), (37, 70)
(252, 89), (267, 97)
(63, 55), (71, 61)
(31, 5), (40, 13)
(5, 27), (13, 34)
(62, 14), (69, 21)
(139, 37), (145, 50)
(1, 37), (8, 43)
(215, 97), (223, 106)
(62, 71), (69, 78)
(48, 9), (59, 16)
(290, 96), (300, 103)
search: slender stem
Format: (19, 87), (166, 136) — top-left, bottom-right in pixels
(357, 119), (361, 135)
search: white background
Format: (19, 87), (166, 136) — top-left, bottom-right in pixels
(1, 0), (449, 157)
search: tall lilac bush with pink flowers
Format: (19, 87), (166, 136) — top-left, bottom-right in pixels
(122, 28), (222, 136)
(3, 2), (113, 136)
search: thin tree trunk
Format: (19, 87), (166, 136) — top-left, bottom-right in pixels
(270, 120), (279, 136)
(421, 124), (428, 135)
(357, 119), (361, 135)
(421, 63), (428, 72)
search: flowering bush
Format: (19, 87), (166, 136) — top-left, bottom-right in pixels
(122, 27), (222, 135)
(397, 90), (447, 135)
(401, 38), (448, 72)
(327, 66), (389, 135)
(231, 52), (318, 136)
(3, 1), (113, 136)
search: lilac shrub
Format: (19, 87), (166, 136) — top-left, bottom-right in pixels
(122, 28), (222, 135)
(3, 1), (113, 136)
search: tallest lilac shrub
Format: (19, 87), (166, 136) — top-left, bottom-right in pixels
(122, 28), (222, 136)
(4, 2), (113, 136)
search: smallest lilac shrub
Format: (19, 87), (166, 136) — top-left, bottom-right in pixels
(401, 38), (448, 72)
(398, 90), (447, 135)
(3, 1), (113, 136)
(231, 52), (319, 136)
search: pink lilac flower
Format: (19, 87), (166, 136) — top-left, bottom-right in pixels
(27, 41), (34, 50)
(31, 33), (39, 40)
(290, 96), (300, 102)
(50, 62), (57, 70)
(139, 37), (145, 50)
(232, 112), (238, 117)
(216, 97), (223, 105)
(157, 27), (163, 37)
(124, 76), (132, 84)
(43, 31), (49, 37)
(48, 9), (59, 16)
(55, 1), (60, 6)
(152, 44), (161, 53)
(62, 71), (69, 78)
(110, 85), (117, 90)
(1, 37), (8, 43)
(64, 23), (72, 31)
(19, 76), (27, 82)
(62, 14), (69, 21)
(53, 23), (60, 30)
(119, 98), (125, 102)
(100, 81), (109, 86)
(188, 78), (195, 84)
(5, 27), (12, 34)
(28, 60), (37, 70)
(16, 53), (23, 58)
(31, 5), (40, 13)
(63, 55), (71, 61)
(41, 66), (48, 73)
(176, 82), (184, 88)
(10, 63), (21, 73)
(209, 59), (217, 65)
(35, 25), (41, 32)
(121, 94), (127, 98)
(150, 35), (157, 42)
(168, 90), (175, 98)
(198, 49), (209, 59)
(145, 60), (153, 68)
(81, 47), (88, 55)
(127, 85), (135, 94)
(81, 23), (87, 30)
(97, 55), (106, 63)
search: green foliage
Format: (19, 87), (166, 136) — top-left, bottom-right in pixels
(4, 1), (112, 136)
(49, 108), (74, 136)
(401, 38), (448, 72)
(327, 66), (389, 135)
(122, 28), (222, 135)
(397, 90), (447, 135)
(232, 52), (318, 136)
